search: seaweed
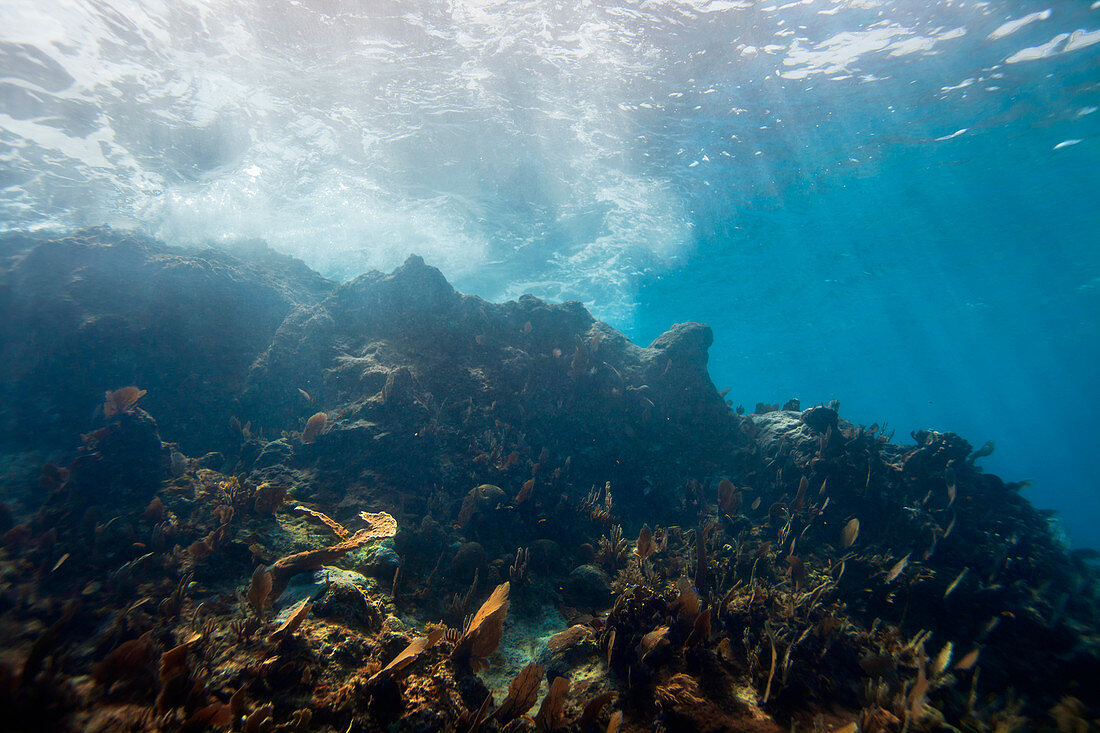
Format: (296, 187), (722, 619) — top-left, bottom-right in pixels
(0, 236), (1095, 733)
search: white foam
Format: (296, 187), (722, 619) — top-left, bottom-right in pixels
(1003, 28), (1100, 64)
(935, 129), (968, 141)
(1065, 28), (1100, 52)
(0, 0), (1096, 325)
(1005, 33), (1070, 63)
(780, 23), (965, 79)
(988, 10), (1051, 41)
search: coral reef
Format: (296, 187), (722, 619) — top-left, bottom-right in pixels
(0, 228), (1097, 732)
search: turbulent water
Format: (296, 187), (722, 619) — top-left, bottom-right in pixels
(1, 1), (1098, 544)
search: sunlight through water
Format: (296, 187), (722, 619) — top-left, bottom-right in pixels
(1, 0), (1098, 544)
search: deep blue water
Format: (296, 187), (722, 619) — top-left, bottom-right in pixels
(1, 1), (1098, 545)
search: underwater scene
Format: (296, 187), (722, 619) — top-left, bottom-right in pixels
(1, 1), (1099, 732)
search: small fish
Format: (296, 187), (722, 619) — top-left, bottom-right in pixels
(944, 567), (968, 599)
(932, 641), (953, 677)
(977, 616), (999, 640)
(943, 514), (957, 539)
(51, 553), (70, 573)
(750, 497), (761, 511)
(297, 387), (312, 402)
(945, 465), (957, 508)
(885, 553), (910, 583)
(954, 647), (981, 670)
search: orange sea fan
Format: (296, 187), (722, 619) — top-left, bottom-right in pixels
(357, 511), (398, 540)
(301, 411), (327, 443)
(296, 505), (350, 540)
(104, 386), (147, 417)
(637, 625), (670, 662)
(270, 599), (312, 641)
(266, 514), (396, 601)
(368, 629), (445, 684)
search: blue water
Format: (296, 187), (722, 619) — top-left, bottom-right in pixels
(2, 1), (1099, 544)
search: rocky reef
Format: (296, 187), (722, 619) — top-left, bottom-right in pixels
(0, 228), (1096, 732)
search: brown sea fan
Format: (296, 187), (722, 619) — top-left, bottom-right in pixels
(247, 566), (273, 616)
(494, 663), (544, 724)
(534, 676), (569, 732)
(635, 524), (656, 560)
(452, 581), (510, 672)
(842, 517), (860, 548)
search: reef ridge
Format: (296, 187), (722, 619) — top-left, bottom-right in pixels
(0, 227), (1096, 733)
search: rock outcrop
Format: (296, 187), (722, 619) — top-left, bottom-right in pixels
(239, 254), (740, 514)
(0, 227), (333, 453)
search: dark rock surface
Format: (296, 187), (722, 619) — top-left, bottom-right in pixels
(237, 253), (739, 516)
(65, 408), (168, 505)
(0, 231), (736, 492)
(0, 227), (333, 454)
(564, 564), (614, 609)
